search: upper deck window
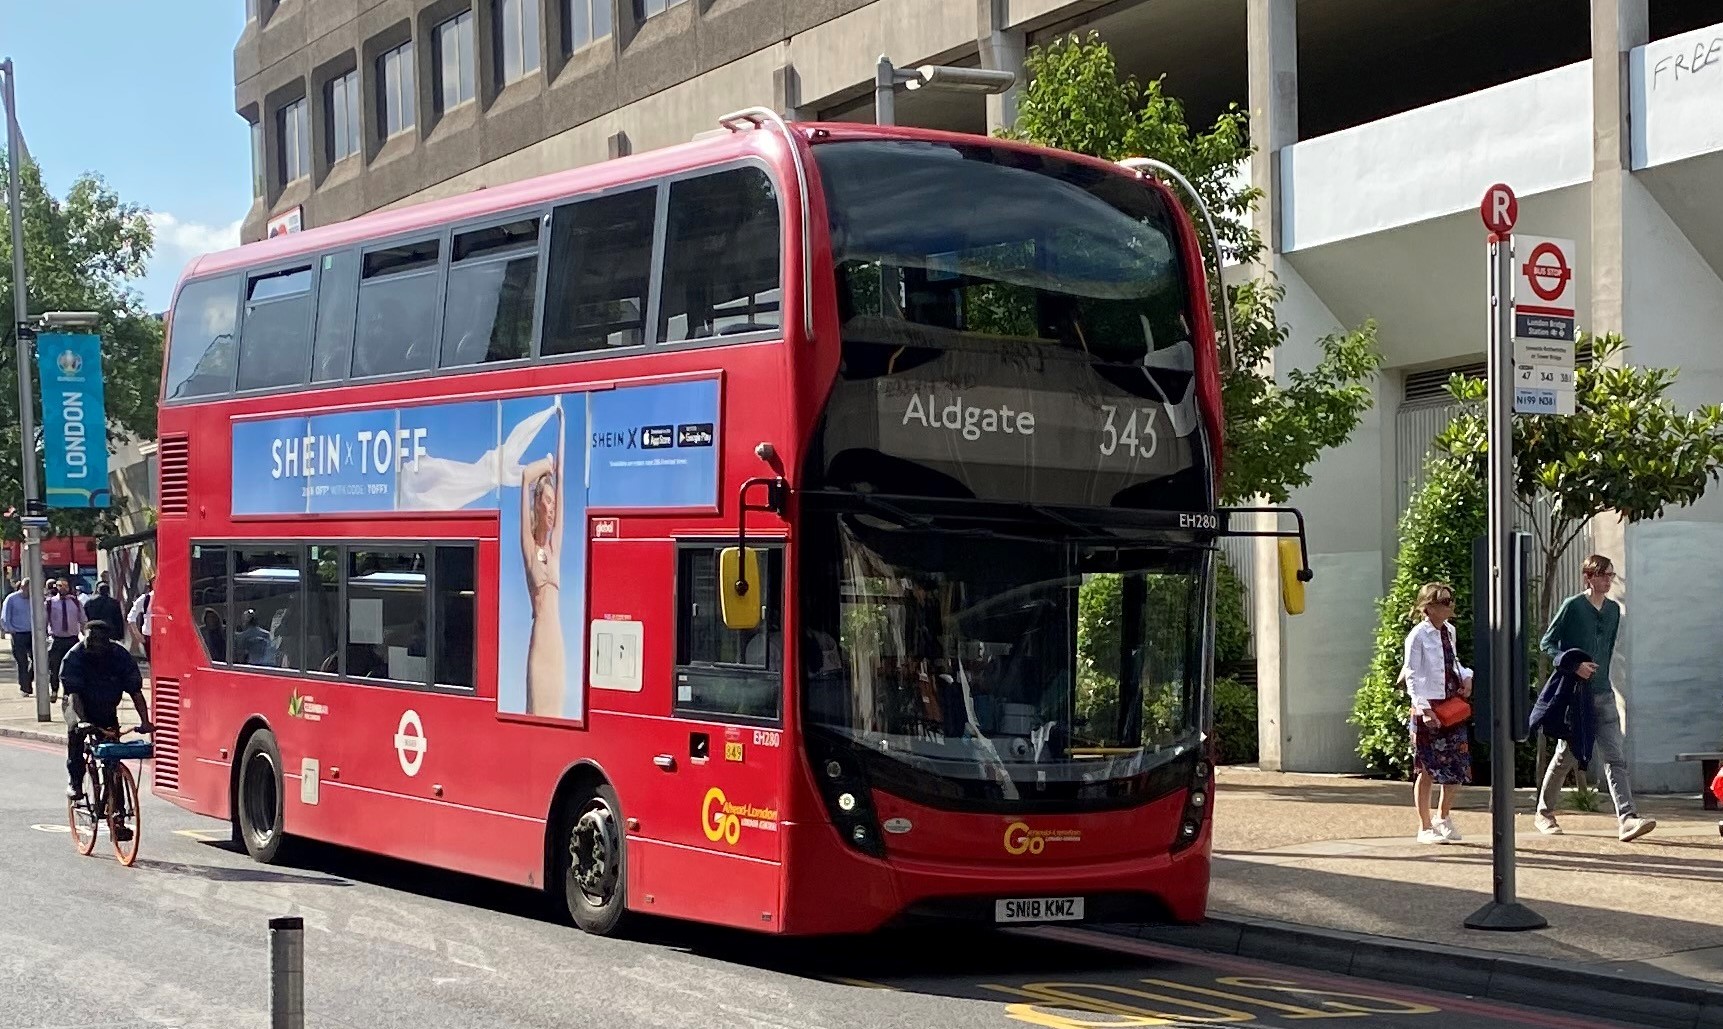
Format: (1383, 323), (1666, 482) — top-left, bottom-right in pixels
(659, 166), (781, 344)
(237, 265), (314, 391)
(441, 218), (539, 367)
(165, 275), (241, 400)
(354, 238), (441, 378)
(813, 140), (1188, 369)
(542, 186), (656, 356)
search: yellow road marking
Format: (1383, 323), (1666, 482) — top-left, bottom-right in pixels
(173, 828), (228, 842)
(825, 977), (900, 991)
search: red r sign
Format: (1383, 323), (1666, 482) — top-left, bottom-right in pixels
(1479, 183), (1517, 235)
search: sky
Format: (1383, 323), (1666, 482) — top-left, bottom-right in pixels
(5, 2), (250, 313)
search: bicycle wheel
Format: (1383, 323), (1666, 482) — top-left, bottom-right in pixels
(67, 758), (100, 855)
(108, 762), (141, 866)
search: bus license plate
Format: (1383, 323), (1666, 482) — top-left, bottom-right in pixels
(995, 897), (1084, 923)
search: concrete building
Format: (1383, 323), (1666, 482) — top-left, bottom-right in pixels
(235, 0), (1723, 792)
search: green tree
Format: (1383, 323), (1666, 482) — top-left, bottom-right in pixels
(1003, 33), (1384, 505)
(1350, 457), (1485, 778)
(1436, 333), (1723, 677)
(0, 153), (162, 539)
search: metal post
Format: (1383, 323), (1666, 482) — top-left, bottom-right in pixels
(874, 55), (896, 126)
(269, 916), (305, 1029)
(1465, 234), (1546, 932)
(2, 59), (50, 723)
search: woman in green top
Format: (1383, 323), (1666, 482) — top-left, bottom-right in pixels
(1534, 554), (1656, 843)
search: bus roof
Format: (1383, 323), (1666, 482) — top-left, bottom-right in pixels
(176, 122), (1162, 295)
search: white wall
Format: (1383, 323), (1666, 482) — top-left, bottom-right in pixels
(1280, 61), (1592, 252)
(1258, 261), (1384, 772)
(1630, 20), (1723, 170)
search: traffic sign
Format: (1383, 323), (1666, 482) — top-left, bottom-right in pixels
(1514, 340), (1575, 366)
(1480, 183), (1518, 235)
(1513, 235), (1577, 344)
(1514, 386), (1575, 416)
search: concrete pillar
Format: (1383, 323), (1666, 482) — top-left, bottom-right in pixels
(1587, 0), (1647, 771)
(773, 61), (807, 121)
(978, 0), (1026, 133)
(1245, 0), (1298, 770)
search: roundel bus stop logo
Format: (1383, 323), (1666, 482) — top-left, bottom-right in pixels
(56, 349), (82, 377)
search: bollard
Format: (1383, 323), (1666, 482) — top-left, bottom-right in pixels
(269, 916), (305, 1029)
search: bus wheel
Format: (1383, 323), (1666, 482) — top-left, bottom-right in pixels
(559, 783), (629, 936)
(236, 730), (288, 864)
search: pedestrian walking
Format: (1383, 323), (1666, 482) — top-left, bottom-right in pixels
(83, 582), (124, 642)
(128, 577), (154, 663)
(2, 579), (35, 695)
(44, 578), (87, 701)
(1401, 582), (1474, 844)
(1534, 554), (1655, 843)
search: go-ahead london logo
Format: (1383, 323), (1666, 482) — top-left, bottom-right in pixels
(55, 349), (82, 377)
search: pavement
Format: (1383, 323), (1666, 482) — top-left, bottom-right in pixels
(0, 734), (1651, 1029)
(0, 666), (153, 742)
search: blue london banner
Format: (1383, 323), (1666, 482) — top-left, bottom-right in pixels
(37, 333), (110, 509)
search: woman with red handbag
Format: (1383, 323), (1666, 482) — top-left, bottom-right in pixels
(1400, 583), (1474, 844)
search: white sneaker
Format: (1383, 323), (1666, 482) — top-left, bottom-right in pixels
(1435, 818), (1463, 842)
(1534, 813), (1563, 835)
(1619, 817), (1657, 843)
(1417, 828), (1447, 845)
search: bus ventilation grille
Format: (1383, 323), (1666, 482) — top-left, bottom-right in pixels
(151, 677), (181, 792)
(158, 437), (190, 517)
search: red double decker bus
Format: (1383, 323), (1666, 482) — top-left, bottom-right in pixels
(151, 113), (1307, 936)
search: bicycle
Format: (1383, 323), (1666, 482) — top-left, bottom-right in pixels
(66, 724), (153, 866)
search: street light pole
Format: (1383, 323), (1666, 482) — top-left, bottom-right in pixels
(2, 58), (50, 722)
(874, 56), (1017, 127)
(875, 55), (897, 127)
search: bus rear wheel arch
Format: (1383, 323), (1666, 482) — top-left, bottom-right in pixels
(549, 774), (630, 936)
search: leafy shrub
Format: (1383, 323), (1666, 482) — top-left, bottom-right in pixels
(1350, 458), (1485, 778)
(1214, 558), (1251, 671)
(1214, 676), (1257, 765)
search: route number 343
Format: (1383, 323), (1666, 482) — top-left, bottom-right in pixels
(1099, 406), (1160, 460)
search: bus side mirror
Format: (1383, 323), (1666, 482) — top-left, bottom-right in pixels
(1278, 539), (1308, 616)
(719, 547), (763, 631)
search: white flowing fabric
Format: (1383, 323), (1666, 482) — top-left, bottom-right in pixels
(397, 400), (560, 510)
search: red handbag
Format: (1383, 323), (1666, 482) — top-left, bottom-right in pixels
(1710, 767), (1723, 805)
(1430, 697), (1473, 728)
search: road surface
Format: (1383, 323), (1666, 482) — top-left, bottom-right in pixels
(0, 735), (1633, 1029)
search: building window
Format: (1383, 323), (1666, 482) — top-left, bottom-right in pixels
(634, 0), (685, 20)
(434, 11), (476, 112)
(249, 119), (265, 197)
(495, 0), (540, 83)
(328, 70), (361, 162)
(565, 0), (611, 52)
(278, 96), (310, 184)
(378, 41), (416, 138)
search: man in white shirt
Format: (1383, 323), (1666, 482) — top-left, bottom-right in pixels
(128, 578), (154, 663)
(44, 578), (87, 701)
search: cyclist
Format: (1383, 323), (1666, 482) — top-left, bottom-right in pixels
(62, 620), (152, 837)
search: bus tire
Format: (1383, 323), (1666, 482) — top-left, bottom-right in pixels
(557, 782), (629, 936)
(236, 729), (289, 864)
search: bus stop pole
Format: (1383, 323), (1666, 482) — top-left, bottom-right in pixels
(2, 59), (52, 724)
(1465, 231), (1545, 932)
